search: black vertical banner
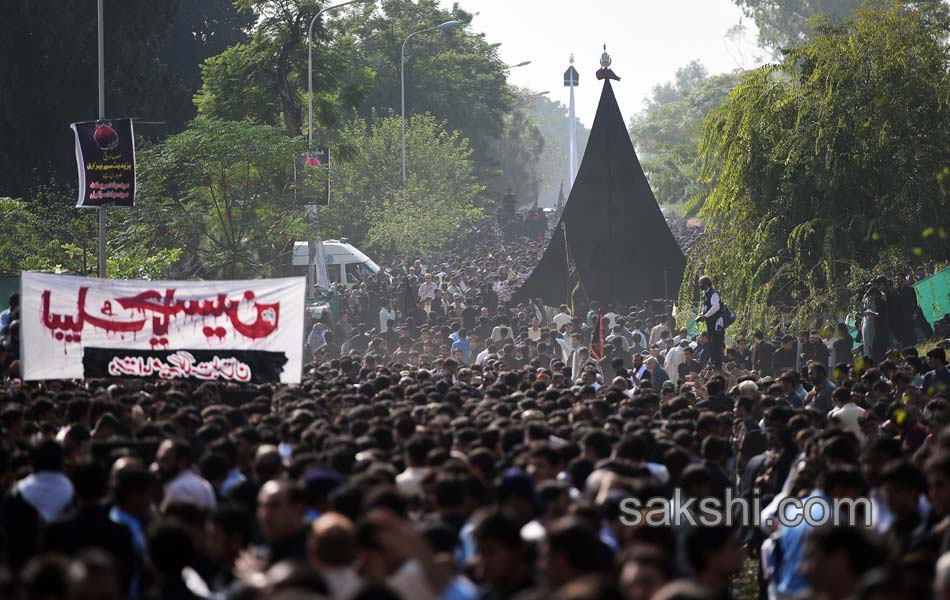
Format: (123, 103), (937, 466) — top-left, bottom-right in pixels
(71, 119), (136, 208)
(298, 149), (330, 206)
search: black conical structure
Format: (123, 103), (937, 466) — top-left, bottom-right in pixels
(513, 79), (686, 308)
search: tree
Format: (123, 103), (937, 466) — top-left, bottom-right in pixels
(194, 0), (515, 197)
(320, 112), (483, 257)
(128, 118), (308, 279)
(629, 61), (742, 211)
(0, 183), (180, 280)
(485, 96), (545, 209)
(0, 0), (190, 197)
(685, 1), (950, 328)
(160, 0), (255, 95)
(524, 93), (590, 207)
(350, 1), (512, 189)
(732, 0), (861, 50)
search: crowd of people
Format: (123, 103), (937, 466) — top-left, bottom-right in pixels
(2, 221), (950, 600)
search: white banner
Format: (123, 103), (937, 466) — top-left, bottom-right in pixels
(21, 273), (306, 384)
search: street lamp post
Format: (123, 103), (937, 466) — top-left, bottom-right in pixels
(305, 0), (370, 297)
(97, 0), (106, 277)
(508, 60), (532, 68)
(401, 20), (461, 185)
(308, 0), (372, 149)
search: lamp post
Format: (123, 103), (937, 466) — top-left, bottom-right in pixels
(401, 20), (461, 184)
(508, 60), (532, 68)
(308, 0), (372, 149)
(306, 0), (370, 297)
(97, 0), (106, 277)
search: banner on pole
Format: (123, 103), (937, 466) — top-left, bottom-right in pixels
(71, 118), (136, 208)
(297, 149), (330, 206)
(21, 273), (305, 383)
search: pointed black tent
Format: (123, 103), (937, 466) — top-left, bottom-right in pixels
(513, 78), (686, 308)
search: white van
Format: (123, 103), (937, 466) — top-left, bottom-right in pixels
(292, 239), (380, 289)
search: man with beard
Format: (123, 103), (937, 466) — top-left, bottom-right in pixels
(155, 439), (216, 511)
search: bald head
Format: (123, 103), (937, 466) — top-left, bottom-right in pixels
(308, 513), (356, 568)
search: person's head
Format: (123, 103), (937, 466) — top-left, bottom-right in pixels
(800, 526), (886, 600)
(930, 348), (948, 371)
(528, 444), (563, 483)
(112, 464), (153, 519)
(645, 357), (658, 372)
(148, 518), (195, 579)
(781, 334), (795, 350)
(206, 503), (252, 567)
(257, 480), (305, 543)
(620, 547), (675, 600)
(880, 460), (927, 519)
(308, 512), (357, 569)
(698, 276), (712, 291)
(31, 438), (65, 473)
(809, 362), (828, 384)
(156, 438), (191, 482)
(474, 510), (525, 588)
(541, 518), (612, 589)
(685, 526), (742, 590)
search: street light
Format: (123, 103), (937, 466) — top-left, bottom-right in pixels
(401, 20), (462, 184)
(490, 42), (502, 48)
(308, 0), (373, 149)
(508, 60), (532, 68)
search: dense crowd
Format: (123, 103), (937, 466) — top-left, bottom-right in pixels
(1, 222), (950, 600)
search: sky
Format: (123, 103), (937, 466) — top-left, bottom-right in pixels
(440, 0), (766, 126)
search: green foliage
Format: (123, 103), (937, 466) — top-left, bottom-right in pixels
(733, 0), (862, 50)
(630, 61), (743, 211)
(320, 112), (483, 257)
(0, 182), (180, 280)
(685, 1), (950, 329)
(0, 0), (190, 197)
(195, 0), (377, 141)
(129, 117), (308, 278)
(524, 93), (590, 207)
(485, 97), (545, 209)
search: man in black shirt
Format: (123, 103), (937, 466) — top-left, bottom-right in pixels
(772, 335), (798, 375)
(751, 330), (775, 377)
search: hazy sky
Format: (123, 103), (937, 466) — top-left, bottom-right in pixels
(439, 0), (766, 126)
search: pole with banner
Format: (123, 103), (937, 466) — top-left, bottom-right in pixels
(73, 0), (137, 277)
(299, 151), (331, 296)
(565, 54), (579, 191)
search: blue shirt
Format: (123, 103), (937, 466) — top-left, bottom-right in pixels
(110, 506), (146, 599)
(774, 491), (828, 598)
(451, 338), (471, 364)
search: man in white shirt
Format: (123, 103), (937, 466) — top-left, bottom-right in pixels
(557, 333), (582, 365)
(552, 305), (573, 329)
(649, 319), (669, 347)
(664, 339), (689, 385)
(417, 274), (437, 301)
(156, 439), (217, 510)
(828, 387), (866, 440)
(379, 301), (396, 333)
(16, 439), (74, 522)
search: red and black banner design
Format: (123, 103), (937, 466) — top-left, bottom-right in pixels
(71, 119), (136, 208)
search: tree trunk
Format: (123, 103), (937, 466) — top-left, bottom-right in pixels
(276, 20), (302, 138)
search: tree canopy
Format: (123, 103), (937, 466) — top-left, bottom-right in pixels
(685, 0), (950, 327)
(320, 112), (483, 257)
(630, 61), (743, 211)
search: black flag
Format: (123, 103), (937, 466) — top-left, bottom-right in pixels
(71, 118), (136, 208)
